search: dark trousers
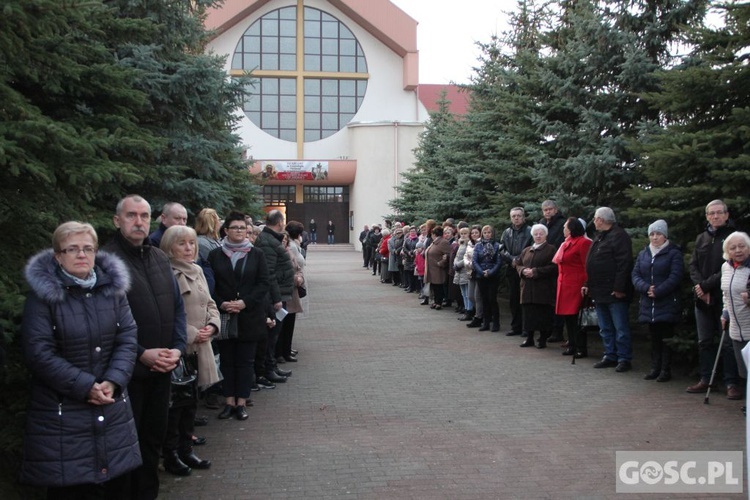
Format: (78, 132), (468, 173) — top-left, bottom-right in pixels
(371, 256), (381, 275)
(163, 402), (197, 453)
(46, 473), (130, 500)
(128, 373), (171, 500)
(219, 339), (255, 400)
(649, 322), (674, 373)
(363, 247), (372, 267)
(432, 282), (445, 306)
(255, 332), (267, 377)
(506, 271), (522, 333)
(276, 312), (297, 358)
(265, 318), (282, 374)
(563, 314), (586, 353)
(478, 276), (500, 327)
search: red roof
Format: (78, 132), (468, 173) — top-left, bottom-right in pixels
(417, 84), (469, 116)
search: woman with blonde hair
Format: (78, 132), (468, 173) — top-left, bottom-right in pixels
(194, 208), (222, 262)
(160, 226), (220, 475)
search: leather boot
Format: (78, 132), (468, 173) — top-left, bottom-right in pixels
(520, 333), (535, 347)
(491, 319), (500, 332)
(163, 450), (192, 476)
(657, 347), (671, 382)
(179, 445), (211, 470)
(536, 332), (548, 349)
(644, 349), (661, 380)
(478, 319), (490, 331)
(466, 316), (483, 328)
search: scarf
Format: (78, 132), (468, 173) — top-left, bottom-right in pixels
(479, 238), (496, 259)
(649, 240), (669, 257)
(60, 267), (97, 289)
(222, 238), (253, 267)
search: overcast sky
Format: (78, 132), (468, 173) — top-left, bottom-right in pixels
(390, 0), (518, 84)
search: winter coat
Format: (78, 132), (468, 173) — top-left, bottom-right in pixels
(472, 240), (502, 277)
(424, 236), (451, 285)
(286, 240), (306, 314)
(517, 243), (558, 306)
(20, 250), (141, 487)
(500, 224), (532, 261)
(255, 226), (295, 303)
(103, 231), (187, 378)
(690, 222), (735, 310)
(402, 235), (418, 271)
(585, 224), (633, 303)
(721, 260), (750, 342)
(208, 246), (271, 342)
(464, 240), (476, 279)
(631, 242), (683, 324)
(388, 234), (404, 272)
(379, 234), (391, 259)
(170, 259), (221, 390)
(453, 240), (471, 286)
(553, 236), (592, 315)
(367, 231), (382, 252)
(540, 212), (567, 248)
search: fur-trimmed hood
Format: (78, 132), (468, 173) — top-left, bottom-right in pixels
(24, 249), (131, 304)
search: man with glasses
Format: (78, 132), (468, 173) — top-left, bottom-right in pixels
(500, 207), (532, 336)
(582, 207), (633, 372)
(687, 200), (742, 399)
(104, 194), (187, 499)
(148, 202), (188, 248)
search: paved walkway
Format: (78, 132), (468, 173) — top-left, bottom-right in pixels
(160, 248), (746, 499)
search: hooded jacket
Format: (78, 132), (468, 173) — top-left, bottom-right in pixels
(20, 250), (141, 487)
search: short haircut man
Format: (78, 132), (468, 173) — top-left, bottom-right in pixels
(499, 207), (532, 335)
(104, 194), (187, 498)
(149, 201), (188, 247)
(584, 207), (633, 372)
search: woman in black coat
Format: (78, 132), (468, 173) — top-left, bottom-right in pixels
(21, 221), (141, 497)
(632, 220), (683, 382)
(207, 212), (270, 420)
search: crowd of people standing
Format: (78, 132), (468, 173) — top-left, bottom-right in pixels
(19, 196), (309, 499)
(360, 199), (749, 401)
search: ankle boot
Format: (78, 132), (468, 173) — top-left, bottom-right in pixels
(520, 334), (535, 347)
(644, 348), (661, 380)
(536, 333), (548, 349)
(657, 348), (671, 382)
(163, 450), (192, 476)
(179, 446), (211, 470)
(467, 316), (482, 328)
(478, 319), (490, 331)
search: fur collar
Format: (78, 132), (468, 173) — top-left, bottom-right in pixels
(25, 249), (131, 304)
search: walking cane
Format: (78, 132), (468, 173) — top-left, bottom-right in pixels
(704, 321), (729, 404)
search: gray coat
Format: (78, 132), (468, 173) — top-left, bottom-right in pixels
(21, 250), (141, 487)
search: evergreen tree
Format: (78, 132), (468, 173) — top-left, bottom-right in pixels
(627, 1), (749, 243)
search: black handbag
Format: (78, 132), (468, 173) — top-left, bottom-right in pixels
(219, 312), (238, 340)
(297, 285), (307, 298)
(170, 354), (198, 408)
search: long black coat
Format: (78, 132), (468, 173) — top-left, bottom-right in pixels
(208, 247), (270, 342)
(21, 250), (141, 487)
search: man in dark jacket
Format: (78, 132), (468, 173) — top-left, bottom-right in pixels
(104, 194), (187, 499)
(583, 207), (633, 372)
(686, 199), (741, 398)
(254, 210), (295, 385)
(539, 200), (567, 341)
(359, 224), (370, 267)
(500, 207), (532, 336)
(147, 201), (187, 248)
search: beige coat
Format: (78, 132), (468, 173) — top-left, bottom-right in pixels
(170, 259), (221, 390)
(285, 240), (306, 314)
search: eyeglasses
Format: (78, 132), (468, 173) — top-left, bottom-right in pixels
(228, 226), (247, 231)
(706, 210), (726, 216)
(60, 246), (96, 256)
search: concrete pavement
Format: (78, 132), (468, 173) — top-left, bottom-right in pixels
(160, 248), (746, 499)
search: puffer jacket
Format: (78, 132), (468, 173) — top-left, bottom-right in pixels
(473, 239), (502, 277)
(255, 226), (295, 303)
(632, 242), (684, 324)
(20, 250), (141, 487)
(453, 240), (471, 286)
(721, 260), (750, 342)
